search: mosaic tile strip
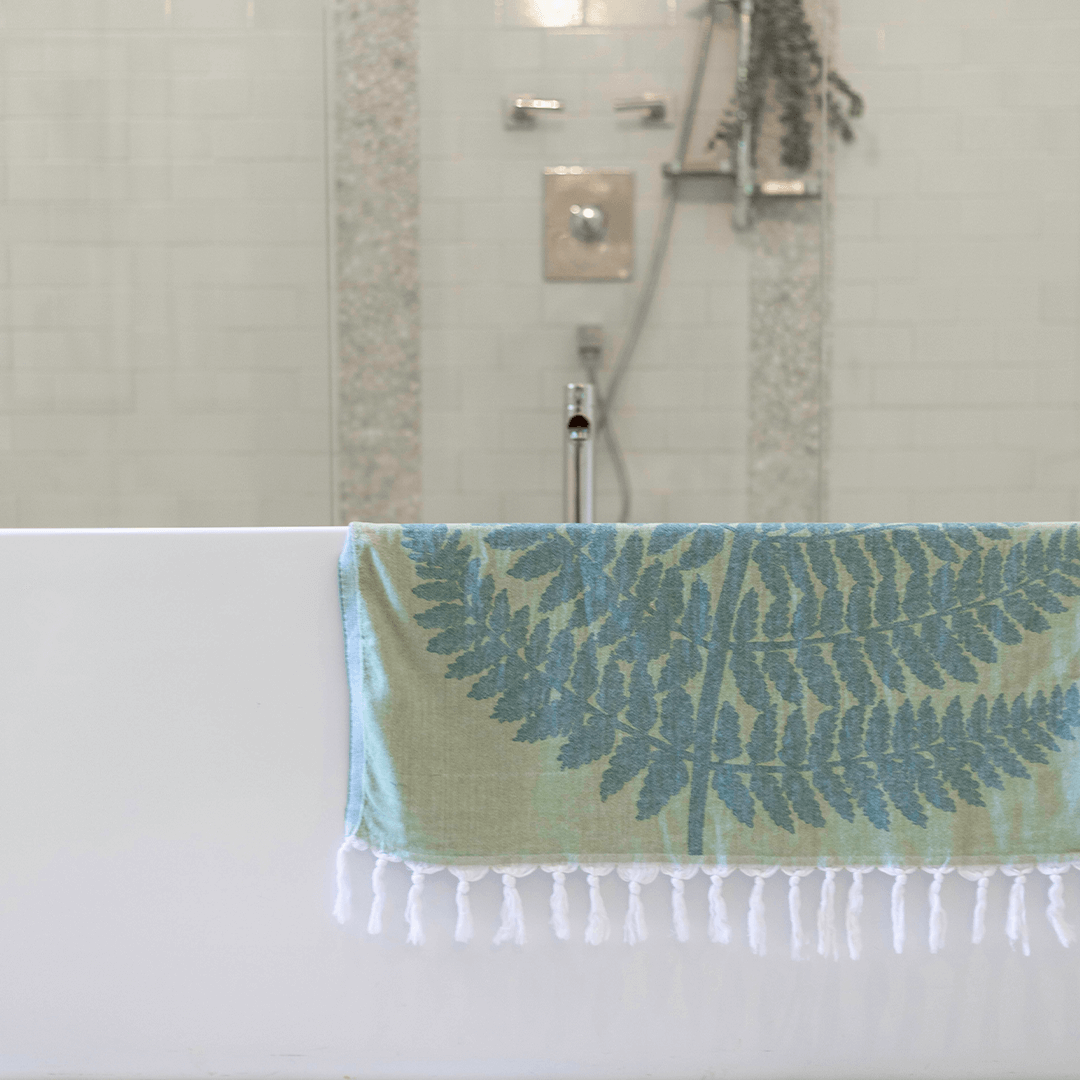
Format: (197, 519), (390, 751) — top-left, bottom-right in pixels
(747, 205), (827, 523)
(334, 0), (421, 524)
(745, 0), (832, 524)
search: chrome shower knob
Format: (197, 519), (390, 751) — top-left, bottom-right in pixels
(568, 204), (607, 243)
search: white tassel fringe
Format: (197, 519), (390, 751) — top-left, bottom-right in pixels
(1038, 863), (1076, 947)
(1003, 865), (1033, 956)
(817, 868), (838, 960)
(541, 863), (576, 941)
(702, 865), (734, 944)
(367, 851), (398, 935)
(492, 865), (535, 946)
(618, 864), (659, 944)
(781, 868), (813, 959)
(958, 867), (995, 945)
(661, 865), (698, 942)
(845, 866), (873, 960)
(448, 866), (488, 943)
(740, 866), (778, 956)
(333, 836), (368, 924)
(581, 864), (614, 945)
(404, 862), (444, 946)
(923, 866), (954, 954)
(880, 867), (916, 954)
(342, 852), (1080, 954)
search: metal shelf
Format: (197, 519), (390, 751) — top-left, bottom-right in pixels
(662, 161), (822, 198)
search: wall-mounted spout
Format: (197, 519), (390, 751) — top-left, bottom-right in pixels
(564, 383), (594, 524)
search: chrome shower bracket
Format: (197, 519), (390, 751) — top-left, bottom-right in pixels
(659, 0), (823, 228)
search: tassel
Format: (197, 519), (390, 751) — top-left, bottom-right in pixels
(958, 867), (995, 944)
(332, 836), (367, 924)
(448, 866), (488, 944)
(817, 868), (838, 960)
(880, 867), (916, 954)
(492, 865), (535, 946)
(581, 864), (614, 945)
(403, 862), (444, 946)
(367, 851), (394, 935)
(660, 865), (698, 942)
(845, 866), (873, 960)
(740, 866), (778, 957)
(618, 865), (660, 945)
(404, 866), (425, 946)
(1038, 863), (1076, 947)
(702, 865), (734, 944)
(923, 866), (954, 954)
(541, 863), (577, 941)
(781, 868), (813, 960)
(1003, 865), (1033, 956)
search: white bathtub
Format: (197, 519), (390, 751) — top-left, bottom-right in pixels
(1, 527), (1077, 1080)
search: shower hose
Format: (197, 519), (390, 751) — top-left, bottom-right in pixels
(585, 0), (721, 523)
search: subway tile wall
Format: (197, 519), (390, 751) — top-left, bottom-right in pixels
(830, 0), (1080, 523)
(0, 0), (332, 526)
(419, 0), (750, 524)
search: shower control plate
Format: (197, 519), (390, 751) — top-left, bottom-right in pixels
(544, 167), (633, 281)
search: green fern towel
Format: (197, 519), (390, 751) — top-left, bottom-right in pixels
(338, 522), (1080, 872)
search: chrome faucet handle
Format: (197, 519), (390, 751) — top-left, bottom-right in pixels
(506, 96), (564, 127)
(613, 93), (668, 123)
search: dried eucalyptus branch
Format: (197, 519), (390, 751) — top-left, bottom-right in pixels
(710, 0), (864, 172)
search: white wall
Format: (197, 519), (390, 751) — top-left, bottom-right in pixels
(0, 0), (333, 526)
(830, 0), (1080, 522)
(419, 0), (750, 525)
(3, 527), (1080, 1080)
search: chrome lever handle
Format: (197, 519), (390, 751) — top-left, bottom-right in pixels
(613, 94), (668, 122)
(505, 96), (564, 127)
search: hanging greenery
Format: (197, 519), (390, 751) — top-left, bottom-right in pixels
(710, 0), (864, 173)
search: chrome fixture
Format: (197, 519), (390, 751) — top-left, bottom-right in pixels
(544, 167), (633, 281)
(564, 383), (594, 524)
(613, 93), (669, 123)
(568, 203), (607, 243)
(660, 161), (822, 197)
(506, 96), (564, 128)
(733, 0), (755, 230)
(653, 0), (821, 227)
(577, 324), (603, 368)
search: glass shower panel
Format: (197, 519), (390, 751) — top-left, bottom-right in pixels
(420, 0), (829, 523)
(828, 1), (1080, 524)
(0, 0), (333, 526)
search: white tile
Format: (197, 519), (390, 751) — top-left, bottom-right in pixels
(540, 30), (627, 73)
(172, 0), (249, 30)
(172, 76), (250, 116)
(422, 241), (502, 286)
(834, 325), (914, 367)
(833, 239), (917, 283)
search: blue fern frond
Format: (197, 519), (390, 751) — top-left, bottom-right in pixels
(399, 523), (1080, 848)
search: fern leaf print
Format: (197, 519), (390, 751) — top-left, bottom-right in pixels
(398, 523), (1080, 859)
